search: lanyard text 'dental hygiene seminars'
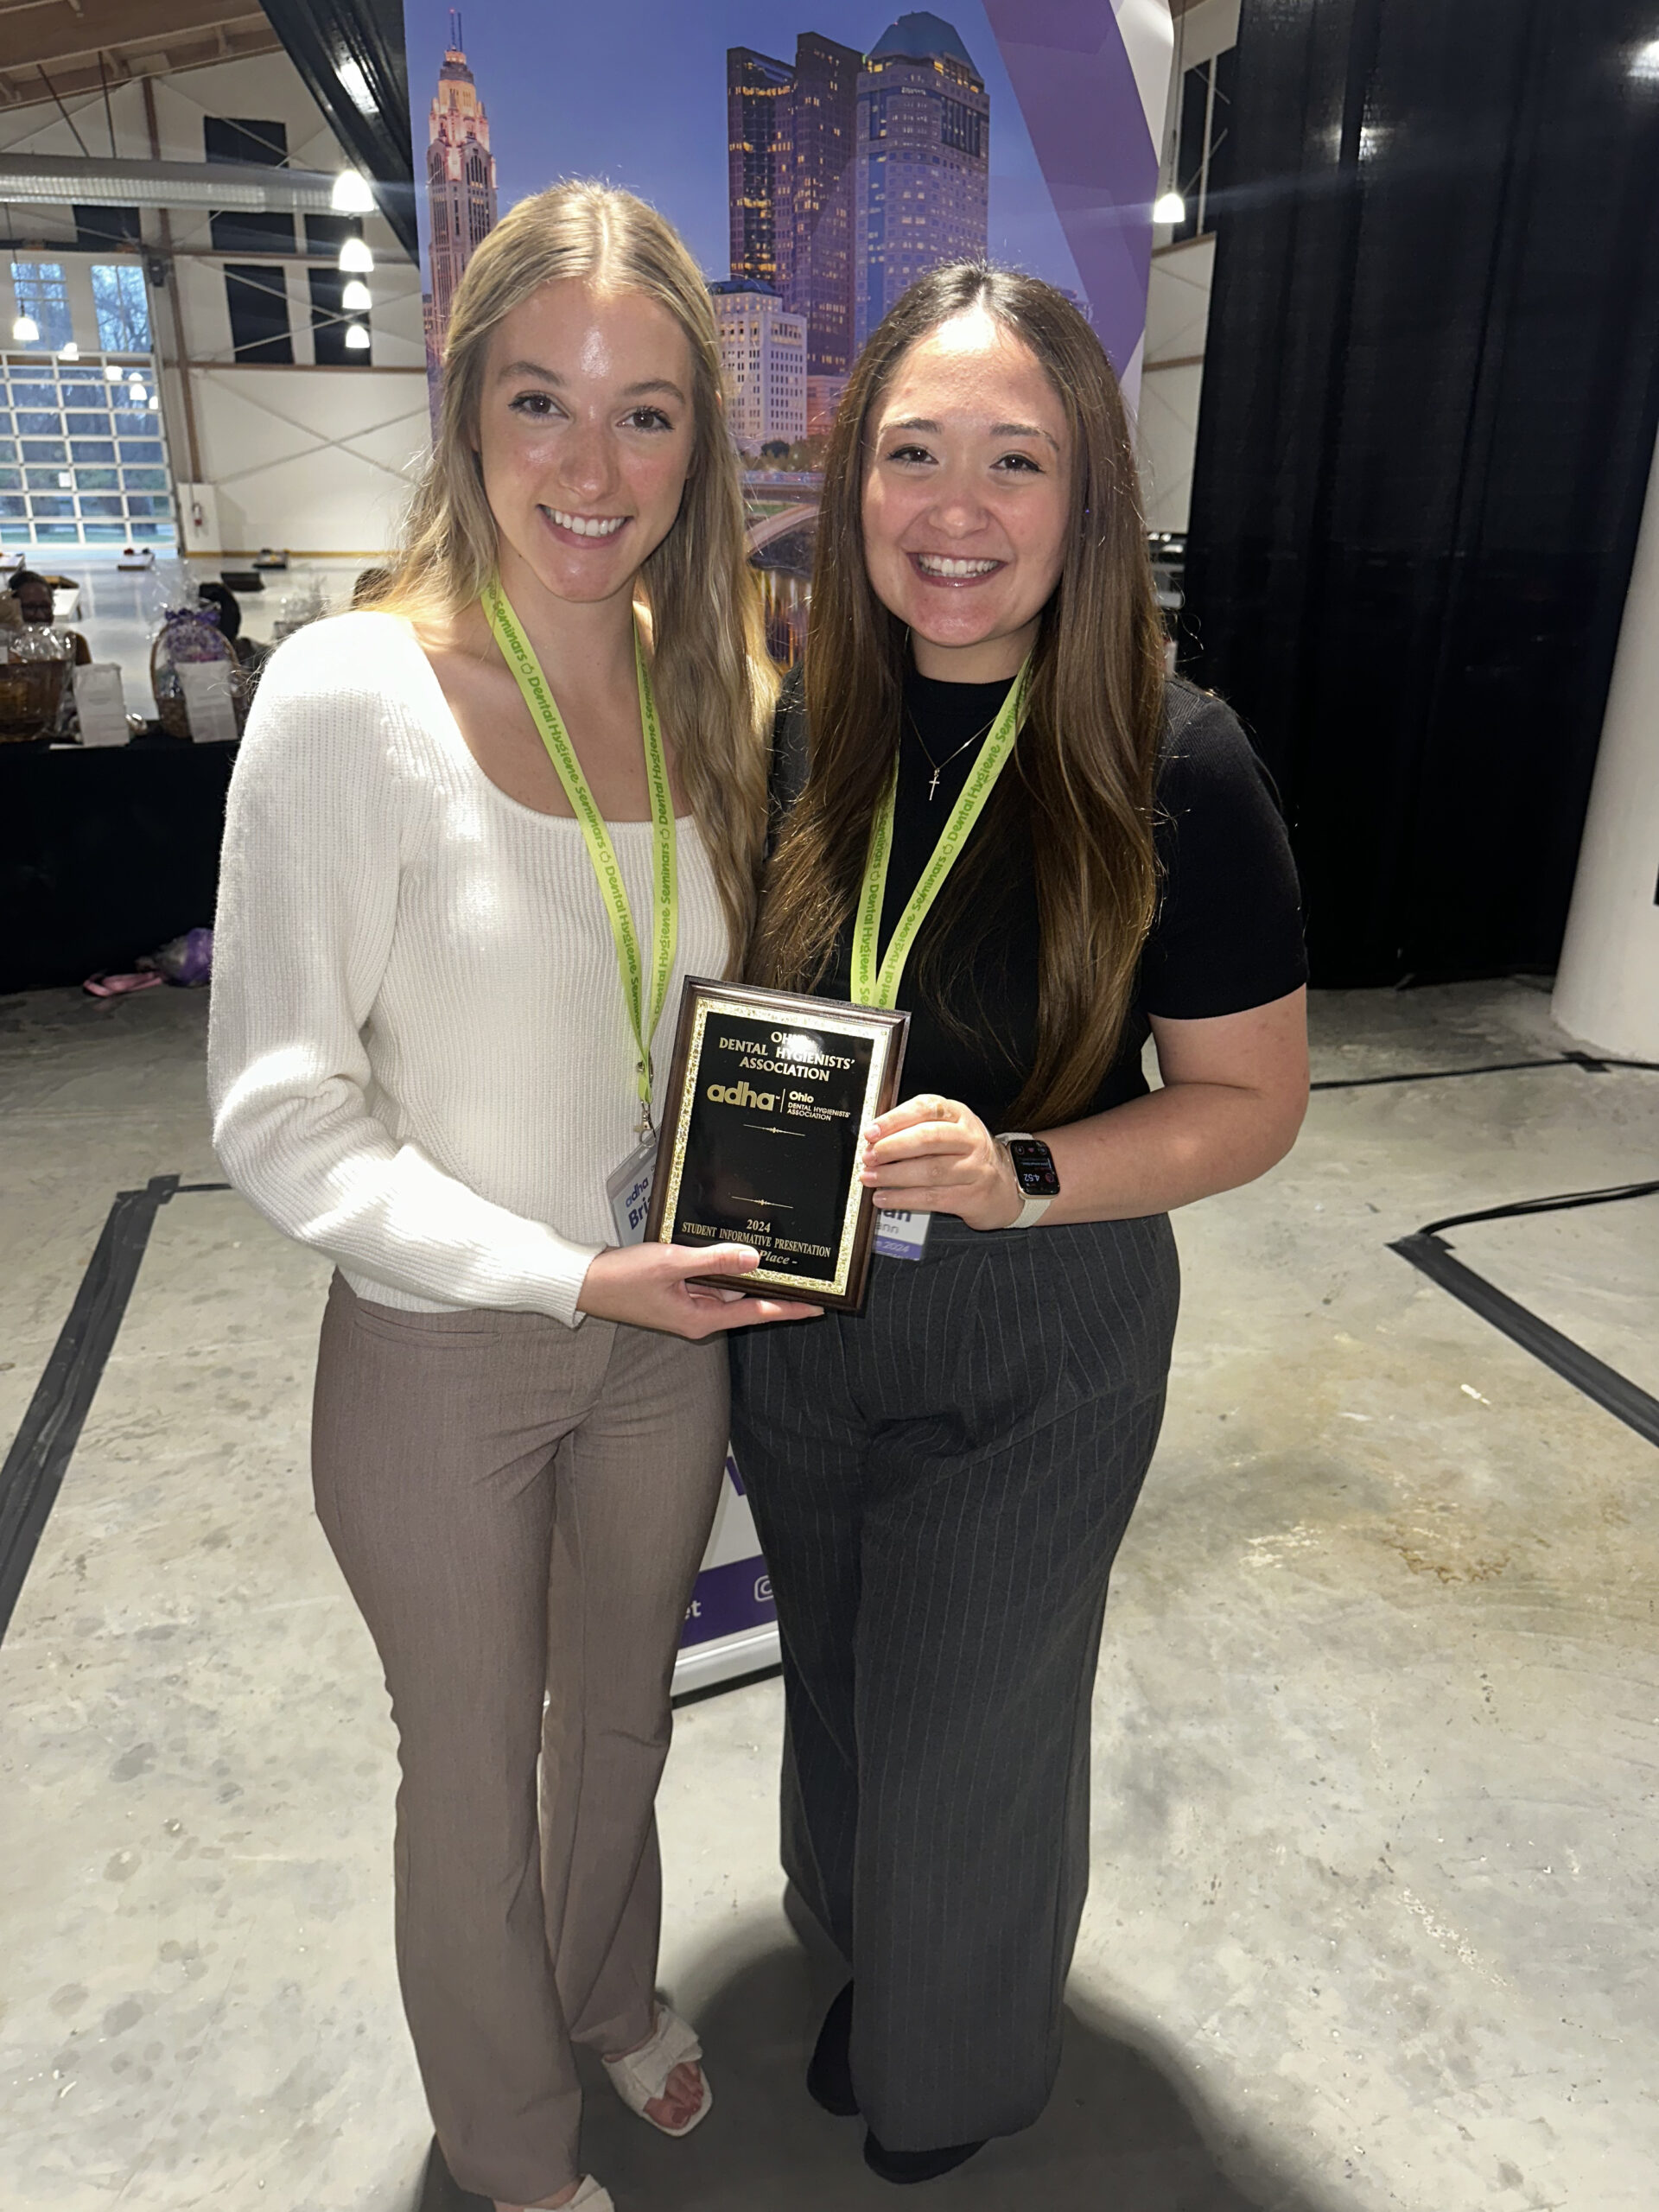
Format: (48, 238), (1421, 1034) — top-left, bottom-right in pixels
(850, 658), (1032, 1010)
(483, 578), (677, 1132)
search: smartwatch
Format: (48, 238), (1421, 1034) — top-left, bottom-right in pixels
(995, 1133), (1060, 1229)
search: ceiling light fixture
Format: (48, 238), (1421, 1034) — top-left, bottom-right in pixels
(337, 236), (374, 274)
(1154, 190), (1186, 225)
(341, 277), (372, 312)
(105, 362), (124, 382)
(11, 313), (39, 343)
(130, 383), (148, 404)
(59, 340), (79, 360)
(344, 321), (371, 351)
(149, 395), (160, 410)
(331, 169), (376, 213)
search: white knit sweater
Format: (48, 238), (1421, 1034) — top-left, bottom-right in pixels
(207, 611), (730, 1326)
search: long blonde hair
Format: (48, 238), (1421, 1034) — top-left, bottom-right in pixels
(749, 264), (1166, 1128)
(378, 180), (776, 959)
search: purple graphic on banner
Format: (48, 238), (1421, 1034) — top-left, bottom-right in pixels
(683, 1554), (778, 1647)
(678, 1450), (774, 1657)
(403, 5), (1161, 367)
(404, 3), (1171, 643)
(982, 2), (1162, 380)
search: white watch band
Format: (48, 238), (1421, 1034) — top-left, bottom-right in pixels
(996, 1133), (1055, 1230)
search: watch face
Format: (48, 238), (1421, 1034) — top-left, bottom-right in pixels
(1007, 1138), (1060, 1196)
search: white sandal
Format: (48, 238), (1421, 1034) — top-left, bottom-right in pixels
(493, 2179), (612, 2212)
(601, 2004), (713, 2138)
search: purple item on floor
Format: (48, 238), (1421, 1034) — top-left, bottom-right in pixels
(148, 926), (213, 985)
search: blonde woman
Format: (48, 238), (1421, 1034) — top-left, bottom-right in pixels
(208, 183), (815, 2212)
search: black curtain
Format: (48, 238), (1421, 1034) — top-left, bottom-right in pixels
(258, 0), (416, 263)
(1184, 0), (1659, 984)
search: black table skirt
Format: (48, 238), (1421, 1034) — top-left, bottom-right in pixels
(0, 741), (237, 994)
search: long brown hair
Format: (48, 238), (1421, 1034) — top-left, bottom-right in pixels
(748, 263), (1167, 1128)
(376, 181), (775, 962)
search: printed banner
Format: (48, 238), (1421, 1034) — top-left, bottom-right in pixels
(683, 1450), (776, 1650)
(399, 3), (1172, 1673)
(404, 2), (1173, 664)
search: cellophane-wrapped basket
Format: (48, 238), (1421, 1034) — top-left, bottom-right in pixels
(0, 625), (71, 741)
(149, 606), (253, 739)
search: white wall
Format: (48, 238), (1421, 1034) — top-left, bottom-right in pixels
(176, 365), (429, 556)
(1553, 420), (1659, 1058)
(1139, 235), (1213, 533)
(1169, 0), (1242, 77)
(2, 49), (428, 555)
(1136, 0), (1239, 532)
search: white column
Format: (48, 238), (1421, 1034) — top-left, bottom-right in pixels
(1553, 421), (1659, 1058)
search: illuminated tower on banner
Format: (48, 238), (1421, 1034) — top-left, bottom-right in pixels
(425, 15), (498, 364)
(727, 35), (861, 434)
(855, 13), (989, 351)
(728, 47), (794, 301)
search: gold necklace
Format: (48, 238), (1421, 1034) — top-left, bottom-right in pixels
(906, 708), (999, 802)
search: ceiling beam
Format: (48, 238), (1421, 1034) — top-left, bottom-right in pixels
(0, 9), (279, 110)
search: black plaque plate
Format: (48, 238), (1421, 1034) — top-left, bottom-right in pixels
(645, 977), (910, 1312)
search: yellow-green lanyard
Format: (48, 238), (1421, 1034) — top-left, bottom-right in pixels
(850, 658), (1032, 1007)
(483, 577), (676, 1132)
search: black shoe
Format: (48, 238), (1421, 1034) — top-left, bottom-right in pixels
(806, 1980), (859, 2117)
(863, 2132), (987, 2185)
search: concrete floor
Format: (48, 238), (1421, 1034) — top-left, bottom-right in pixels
(0, 978), (1655, 2212)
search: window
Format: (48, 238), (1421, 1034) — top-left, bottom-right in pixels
(75, 206), (141, 251)
(303, 213), (361, 261)
(308, 268), (369, 365)
(224, 264), (294, 362)
(204, 115), (289, 166)
(10, 264), (73, 352)
(91, 265), (150, 353)
(0, 355), (175, 548)
(939, 98), (983, 158)
(205, 118), (295, 256)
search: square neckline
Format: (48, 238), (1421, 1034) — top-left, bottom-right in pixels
(389, 612), (696, 832)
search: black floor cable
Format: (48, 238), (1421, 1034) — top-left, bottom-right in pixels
(0, 1175), (181, 1640)
(0, 1178), (233, 1642)
(1310, 1054), (1659, 1441)
(1313, 1049), (1659, 1091)
(1390, 1180), (1659, 1448)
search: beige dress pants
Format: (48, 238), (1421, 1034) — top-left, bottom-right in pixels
(312, 1275), (728, 2205)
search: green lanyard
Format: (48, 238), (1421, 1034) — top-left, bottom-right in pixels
(850, 658), (1032, 1008)
(483, 577), (677, 1132)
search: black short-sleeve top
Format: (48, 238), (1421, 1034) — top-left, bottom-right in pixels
(768, 664), (1307, 1133)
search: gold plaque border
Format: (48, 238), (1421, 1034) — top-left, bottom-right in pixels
(657, 988), (896, 1301)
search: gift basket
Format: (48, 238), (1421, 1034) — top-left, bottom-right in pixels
(149, 602), (254, 739)
(0, 623), (72, 742)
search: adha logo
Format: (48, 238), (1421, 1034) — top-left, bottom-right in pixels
(706, 1078), (779, 1110)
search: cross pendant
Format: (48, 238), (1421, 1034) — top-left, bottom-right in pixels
(927, 770), (941, 802)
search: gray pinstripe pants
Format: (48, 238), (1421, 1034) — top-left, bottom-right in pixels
(729, 1209), (1179, 2152)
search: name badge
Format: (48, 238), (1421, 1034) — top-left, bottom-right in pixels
(606, 1136), (657, 1247)
(873, 1207), (931, 1262)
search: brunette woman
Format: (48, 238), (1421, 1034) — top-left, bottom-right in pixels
(734, 264), (1309, 2183)
(208, 183), (815, 2212)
